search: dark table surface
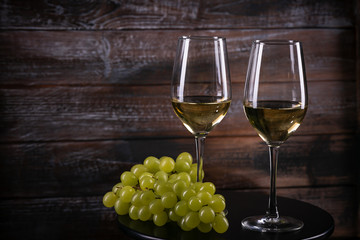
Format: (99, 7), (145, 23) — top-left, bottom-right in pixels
(0, 190), (334, 240)
(118, 191), (334, 240)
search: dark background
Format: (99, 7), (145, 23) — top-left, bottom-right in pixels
(0, 0), (359, 239)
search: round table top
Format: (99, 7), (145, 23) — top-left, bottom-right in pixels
(117, 191), (334, 240)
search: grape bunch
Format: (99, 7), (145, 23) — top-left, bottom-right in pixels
(102, 152), (229, 234)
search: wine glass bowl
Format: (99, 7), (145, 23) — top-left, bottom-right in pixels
(171, 36), (232, 182)
(242, 40), (308, 232)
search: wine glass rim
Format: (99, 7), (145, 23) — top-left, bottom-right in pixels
(179, 35), (226, 41)
(254, 39), (301, 45)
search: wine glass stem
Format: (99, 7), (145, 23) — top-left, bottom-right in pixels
(195, 135), (206, 182)
(266, 145), (280, 219)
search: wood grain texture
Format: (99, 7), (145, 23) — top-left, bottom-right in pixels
(355, 1), (360, 238)
(0, 0), (358, 238)
(0, 134), (356, 198)
(0, 187), (356, 239)
(0, 81), (356, 142)
(0, 29), (355, 85)
(357, 0), (360, 127)
(0, 0), (354, 30)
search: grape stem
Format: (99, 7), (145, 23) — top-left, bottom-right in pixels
(194, 135), (206, 182)
(115, 185), (141, 193)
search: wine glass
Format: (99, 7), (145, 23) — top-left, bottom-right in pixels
(242, 40), (308, 232)
(171, 36), (232, 182)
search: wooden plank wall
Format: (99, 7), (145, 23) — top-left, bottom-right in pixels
(0, 0), (359, 239)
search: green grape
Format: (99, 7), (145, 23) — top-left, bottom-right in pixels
(177, 172), (191, 186)
(218, 210), (227, 217)
(131, 164), (148, 178)
(179, 216), (192, 231)
(209, 195), (226, 213)
(153, 181), (159, 191)
(114, 198), (130, 215)
(159, 156), (175, 173)
(199, 182), (216, 195)
(149, 199), (164, 214)
(213, 214), (229, 233)
(104, 153), (229, 234)
(154, 171), (168, 182)
(140, 190), (155, 206)
(119, 186), (136, 203)
(144, 156), (160, 173)
(192, 182), (203, 192)
(131, 191), (142, 207)
(139, 172), (153, 181)
(197, 222), (213, 233)
(181, 188), (196, 201)
(154, 181), (173, 196)
(172, 180), (187, 197)
(138, 205), (152, 221)
(174, 159), (191, 173)
(176, 152), (193, 166)
(112, 182), (123, 195)
(139, 175), (155, 190)
(168, 208), (181, 222)
(196, 191), (212, 205)
(189, 164), (205, 182)
(153, 211), (168, 227)
(174, 200), (189, 217)
(129, 205), (139, 220)
(214, 193), (225, 201)
(103, 191), (117, 208)
(168, 173), (178, 183)
(139, 176), (155, 191)
(161, 191), (177, 208)
(184, 211), (200, 229)
(120, 171), (138, 186)
(198, 206), (215, 223)
(189, 172), (197, 183)
(187, 196), (202, 211)
(166, 181), (174, 190)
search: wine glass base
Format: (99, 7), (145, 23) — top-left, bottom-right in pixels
(241, 215), (304, 233)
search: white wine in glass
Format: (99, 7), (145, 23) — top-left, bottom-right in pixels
(171, 36), (232, 182)
(242, 40), (308, 232)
